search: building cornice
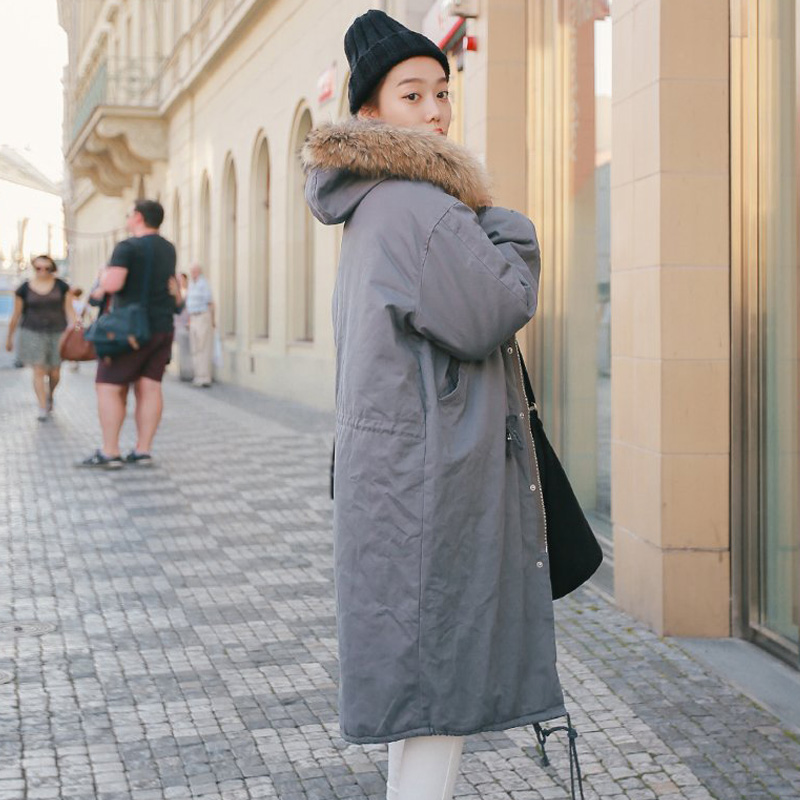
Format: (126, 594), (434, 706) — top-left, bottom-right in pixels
(158, 0), (269, 117)
(66, 106), (167, 197)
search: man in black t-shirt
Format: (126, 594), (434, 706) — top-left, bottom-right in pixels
(78, 199), (179, 470)
(105, 231), (177, 334)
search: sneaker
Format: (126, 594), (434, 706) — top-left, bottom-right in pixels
(76, 450), (124, 470)
(37, 408), (48, 422)
(124, 451), (153, 467)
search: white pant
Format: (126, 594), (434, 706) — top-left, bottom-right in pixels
(189, 310), (213, 384)
(386, 736), (464, 800)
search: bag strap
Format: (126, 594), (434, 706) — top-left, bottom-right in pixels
(516, 339), (538, 411)
(139, 235), (155, 305)
(533, 714), (586, 800)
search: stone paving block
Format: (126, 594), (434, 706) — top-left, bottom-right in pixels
(330, 786), (366, 799)
(163, 787), (192, 799)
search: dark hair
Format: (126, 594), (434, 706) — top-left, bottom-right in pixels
(359, 76), (387, 113)
(134, 199), (164, 229)
(180, 272), (188, 279)
(32, 254), (57, 273)
(72, 287), (83, 297)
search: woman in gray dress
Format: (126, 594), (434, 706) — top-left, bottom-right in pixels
(5, 255), (75, 420)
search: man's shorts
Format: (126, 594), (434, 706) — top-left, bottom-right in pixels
(95, 330), (174, 385)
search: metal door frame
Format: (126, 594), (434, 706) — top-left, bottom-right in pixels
(730, 0), (800, 667)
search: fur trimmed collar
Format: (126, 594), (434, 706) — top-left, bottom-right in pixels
(302, 119), (492, 211)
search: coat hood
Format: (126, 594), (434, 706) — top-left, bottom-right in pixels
(302, 119), (493, 224)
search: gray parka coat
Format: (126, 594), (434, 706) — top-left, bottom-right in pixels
(303, 120), (565, 744)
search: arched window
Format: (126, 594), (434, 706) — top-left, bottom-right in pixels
(289, 107), (314, 342)
(251, 135), (270, 338)
(221, 156), (238, 337)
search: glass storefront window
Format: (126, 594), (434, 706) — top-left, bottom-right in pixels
(524, 0), (612, 595)
(528, 0), (612, 526)
(756, 0), (800, 647)
(594, 6), (612, 521)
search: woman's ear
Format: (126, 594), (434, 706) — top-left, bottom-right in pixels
(357, 106), (378, 121)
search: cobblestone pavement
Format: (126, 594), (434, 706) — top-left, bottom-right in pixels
(1, 354), (800, 800)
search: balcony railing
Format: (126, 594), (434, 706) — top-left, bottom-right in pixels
(70, 57), (163, 142)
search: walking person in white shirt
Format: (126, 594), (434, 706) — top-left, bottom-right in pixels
(69, 287), (88, 372)
(185, 264), (215, 387)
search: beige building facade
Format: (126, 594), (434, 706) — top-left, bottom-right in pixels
(60, 0), (800, 664)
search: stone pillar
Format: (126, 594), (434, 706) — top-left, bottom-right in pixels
(611, 0), (731, 636)
(464, 0), (528, 212)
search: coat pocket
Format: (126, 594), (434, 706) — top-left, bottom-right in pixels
(438, 358), (464, 404)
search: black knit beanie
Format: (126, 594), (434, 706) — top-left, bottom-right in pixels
(345, 9), (450, 115)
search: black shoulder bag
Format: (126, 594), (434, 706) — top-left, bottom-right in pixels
(85, 238), (153, 359)
(518, 349), (603, 600)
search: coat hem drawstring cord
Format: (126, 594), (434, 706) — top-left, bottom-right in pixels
(532, 713), (585, 800)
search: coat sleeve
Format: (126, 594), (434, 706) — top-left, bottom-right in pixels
(476, 206), (541, 314)
(409, 202), (540, 361)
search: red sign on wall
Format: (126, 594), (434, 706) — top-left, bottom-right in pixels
(422, 1), (463, 52)
(318, 62), (337, 105)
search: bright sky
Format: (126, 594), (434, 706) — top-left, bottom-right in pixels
(595, 17), (612, 97)
(0, 0), (68, 182)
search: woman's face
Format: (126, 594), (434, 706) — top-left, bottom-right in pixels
(32, 258), (53, 277)
(359, 56), (451, 136)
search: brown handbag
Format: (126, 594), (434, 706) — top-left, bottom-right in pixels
(59, 322), (97, 361)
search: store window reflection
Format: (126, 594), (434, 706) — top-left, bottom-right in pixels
(566, 1), (612, 522)
(526, 0), (612, 588)
(756, 0), (800, 647)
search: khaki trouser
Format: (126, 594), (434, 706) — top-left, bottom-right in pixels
(189, 310), (213, 384)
